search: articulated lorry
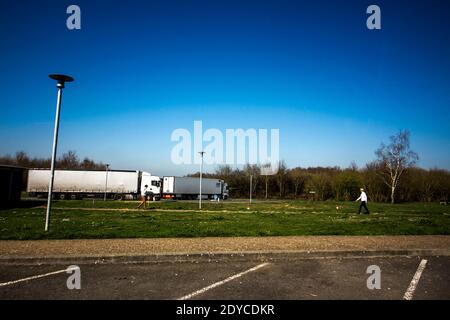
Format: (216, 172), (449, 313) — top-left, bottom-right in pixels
(162, 176), (229, 200)
(27, 169), (160, 200)
(27, 169), (229, 201)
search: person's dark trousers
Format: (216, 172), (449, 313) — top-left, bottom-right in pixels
(359, 201), (369, 214)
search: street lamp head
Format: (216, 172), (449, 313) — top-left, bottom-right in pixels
(49, 74), (74, 89)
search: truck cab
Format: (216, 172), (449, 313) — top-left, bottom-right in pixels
(223, 183), (229, 200)
(141, 172), (161, 200)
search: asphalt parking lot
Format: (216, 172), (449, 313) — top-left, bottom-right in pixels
(1, 254), (449, 300)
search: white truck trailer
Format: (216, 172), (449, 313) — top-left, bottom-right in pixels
(27, 169), (161, 200)
(162, 176), (229, 200)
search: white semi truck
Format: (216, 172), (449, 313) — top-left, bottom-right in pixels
(27, 169), (160, 200)
(27, 169), (229, 201)
(162, 176), (229, 200)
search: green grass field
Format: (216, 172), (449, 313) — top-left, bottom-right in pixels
(1, 199), (449, 240)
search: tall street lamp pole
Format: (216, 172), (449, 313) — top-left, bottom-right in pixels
(250, 174), (253, 205)
(45, 74), (74, 232)
(198, 151), (205, 209)
(104, 164), (110, 201)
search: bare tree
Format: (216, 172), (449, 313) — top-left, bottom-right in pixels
(215, 164), (233, 180)
(244, 164), (260, 197)
(275, 161), (287, 198)
(58, 150), (79, 169)
(260, 162), (273, 199)
(80, 157), (107, 170)
(15, 151), (30, 166)
(1, 150), (106, 170)
(289, 167), (306, 198)
(307, 172), (333, 201)
(263, 175), (269, 199)
(375, 130), (418, 203)
(363, 161), (388, 202)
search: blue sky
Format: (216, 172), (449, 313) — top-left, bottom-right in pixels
(0, 0), (449, 176)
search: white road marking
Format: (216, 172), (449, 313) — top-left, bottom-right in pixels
(177, 262), (270, 300)
(0, 267), (77, 288)
(403, 259), (428, 300)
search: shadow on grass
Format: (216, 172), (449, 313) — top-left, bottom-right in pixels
(0, 199), (46, 210)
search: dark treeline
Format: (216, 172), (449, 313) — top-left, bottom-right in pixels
(1, 151), (449, 203)
(0, 151), (107, 170)
(2, 131), (449, 203)
(188, 130), (449, 203)
(189, 162), (450, 203)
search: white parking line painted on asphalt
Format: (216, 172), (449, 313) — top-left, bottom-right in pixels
(0, 267), (77, 288)
(403, 259), (428, 300)
(177, 262), (270, 300)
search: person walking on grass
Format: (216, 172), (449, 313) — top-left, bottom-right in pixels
(356, 188), (370, 214)
(137, 184), (148, 209)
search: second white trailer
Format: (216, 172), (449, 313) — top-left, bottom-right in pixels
(162, 176), (228, 200)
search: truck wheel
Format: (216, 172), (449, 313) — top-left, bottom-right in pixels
(70, 194), (77, 200)
(59, 194), (66, 200)
(114, 194), (124, 201)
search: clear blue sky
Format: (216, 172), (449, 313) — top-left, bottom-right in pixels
(0, 0), (449, 176)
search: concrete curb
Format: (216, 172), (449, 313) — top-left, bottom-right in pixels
(1, 249), (449, 265)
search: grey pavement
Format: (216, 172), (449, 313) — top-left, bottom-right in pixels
(1, 236), (450, 263)
(1, 236), (449, 300)
(0, 254), (449, 300)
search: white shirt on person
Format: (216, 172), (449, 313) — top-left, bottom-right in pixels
(357, 192), (368, 202)
(141, 186), (148, 196)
